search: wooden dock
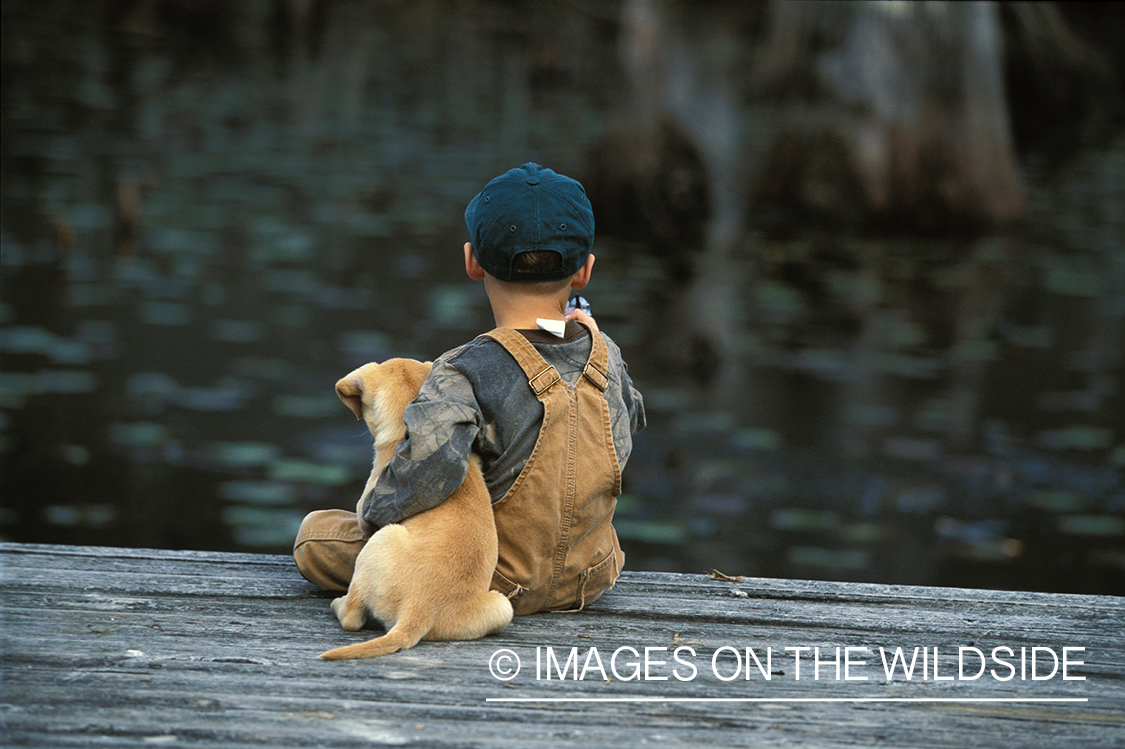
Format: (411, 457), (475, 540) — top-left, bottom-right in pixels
(2, 542), (1122, 747)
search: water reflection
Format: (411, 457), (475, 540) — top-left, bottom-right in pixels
(1, 0), (1122, 595)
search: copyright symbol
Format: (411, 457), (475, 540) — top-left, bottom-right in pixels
(489, 648), (521, 681)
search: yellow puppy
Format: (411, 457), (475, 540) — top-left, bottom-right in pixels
(319, 359), (513, 660)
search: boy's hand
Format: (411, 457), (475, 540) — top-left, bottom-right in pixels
(566, 308), (599, 333)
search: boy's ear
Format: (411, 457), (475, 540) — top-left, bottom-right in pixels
(570, 254), (595, 290)
(464, 242), (486, 281)
(335, 375), (365, 420)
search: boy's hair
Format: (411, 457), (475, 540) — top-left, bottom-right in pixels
(507, 250), (572, 293)
(465, 163), (594, 283)
(511, 250), (562, 274)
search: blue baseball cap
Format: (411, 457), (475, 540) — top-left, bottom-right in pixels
(464, 163), (595, 282)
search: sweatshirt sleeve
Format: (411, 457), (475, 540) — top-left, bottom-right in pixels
(360, 359), (481, 527)
(604, 333), (646, 437)
(620, 354), (645, 437)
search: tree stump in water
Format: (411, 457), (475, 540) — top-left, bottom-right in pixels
(753, 1), (1024, 234)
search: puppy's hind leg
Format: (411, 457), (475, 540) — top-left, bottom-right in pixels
(331, 593), (367, 632)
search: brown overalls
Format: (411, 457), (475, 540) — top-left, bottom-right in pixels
(481, 326), (625, 614)
(292, 325), (626, 615)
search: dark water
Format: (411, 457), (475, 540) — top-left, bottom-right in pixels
(2, 1), (1123, 595)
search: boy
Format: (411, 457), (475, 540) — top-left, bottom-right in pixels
(294, 162), (645, 614)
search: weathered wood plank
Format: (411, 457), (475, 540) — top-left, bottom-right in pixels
(2, 543), (1122, 748)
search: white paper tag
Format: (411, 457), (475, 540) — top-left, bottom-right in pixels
(536, 318), (567, 338)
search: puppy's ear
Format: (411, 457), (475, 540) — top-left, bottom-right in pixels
(335, 375), (364, 420)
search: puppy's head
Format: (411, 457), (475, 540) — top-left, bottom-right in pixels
(336, 359), (432, 451)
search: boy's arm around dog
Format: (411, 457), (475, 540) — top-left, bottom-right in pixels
(361, 356), (483, 529)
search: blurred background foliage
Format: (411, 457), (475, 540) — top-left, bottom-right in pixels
(1, 0), (1123, 594)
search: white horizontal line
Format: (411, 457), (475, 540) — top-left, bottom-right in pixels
(486, 696), (1089, 704)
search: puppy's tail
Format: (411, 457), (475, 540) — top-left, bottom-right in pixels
(319, 619), (426, 661)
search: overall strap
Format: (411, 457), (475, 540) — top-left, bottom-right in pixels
(480, 322), (609, 396)
(479, 328), (561, 397)
(580, 322), (610, 393)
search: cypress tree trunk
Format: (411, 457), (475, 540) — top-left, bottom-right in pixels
(753, 1), (1024, 233)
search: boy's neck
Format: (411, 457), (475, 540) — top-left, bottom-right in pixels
(483, 277), (569, 329)
(489, 299), (567, 330)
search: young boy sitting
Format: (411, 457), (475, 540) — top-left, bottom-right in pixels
(293, 162), (645, 614)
